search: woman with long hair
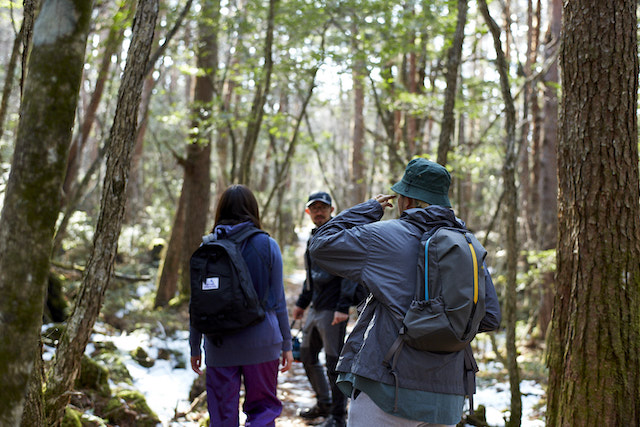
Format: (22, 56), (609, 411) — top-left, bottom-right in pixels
(189, 184), (293, 426)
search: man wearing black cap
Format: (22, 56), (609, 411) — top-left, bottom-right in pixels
(307, 159), (501, 426)
(293, 191), (363, 427)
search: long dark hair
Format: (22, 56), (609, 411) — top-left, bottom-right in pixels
(212, 184), (262, 231)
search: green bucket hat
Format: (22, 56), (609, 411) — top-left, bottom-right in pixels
(391, 158), (451, 207)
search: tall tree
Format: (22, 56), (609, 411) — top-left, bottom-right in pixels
(478, 1), (522, 425)
(436, 0), (467, 166)
(62, 1), (132, 202)
(43, 1), (159, 424)
(547, 1), (640, 424)
(176, 0), (219, 296)
(238, 0), (277, 185)
(536, 0), (561, 339)
(350, 19), (367, 206)
(0, 1), (93, 424)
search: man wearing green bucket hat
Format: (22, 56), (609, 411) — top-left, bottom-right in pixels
(308, 158), (501, 426)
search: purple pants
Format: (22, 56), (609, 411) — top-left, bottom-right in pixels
(206, 359), (282, 427)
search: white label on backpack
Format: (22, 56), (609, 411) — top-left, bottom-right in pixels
(202, 277), (219, 290)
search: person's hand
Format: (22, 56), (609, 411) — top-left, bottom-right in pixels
(191, 355), (203, 375)
(292, 306), (305, 320)
(280, 350), (294, 373)
(375, 194), (396, 209)
(332, 311), (349, 325)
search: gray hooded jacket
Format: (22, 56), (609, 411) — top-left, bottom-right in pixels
(308, 199), (501, 396)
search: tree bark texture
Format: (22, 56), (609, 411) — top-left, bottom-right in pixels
(20, 339), (46, 427)
(437, 0), (468, 167)
(44, 1), (159, 424)
(0, 1), (93, 424)
(478, 1), (522, 426)
(178, 0), (219, 296)
(547, 1), (640, 425)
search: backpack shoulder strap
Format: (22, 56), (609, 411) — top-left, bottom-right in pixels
(382, 336), (405, 413)
(229, 227), (273, 307)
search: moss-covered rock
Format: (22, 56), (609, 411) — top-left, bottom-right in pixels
(79, 412), (109, 427)
(131, 346), (155, 368)
(103, 389), (160, 427)
(94, 352), (133, 385)
(76, 355), (111, 397)
(157, 347), (186, 369)
(61, 406), (82, 427)
(92, 340), (118, 354)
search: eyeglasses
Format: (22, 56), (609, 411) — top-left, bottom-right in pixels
(308, 204), (330, 212)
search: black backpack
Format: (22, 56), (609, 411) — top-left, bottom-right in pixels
(189, 227), (269, 346)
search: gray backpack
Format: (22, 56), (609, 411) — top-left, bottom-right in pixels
(402, 226), (487, 352)
(383, 225), (487, 411)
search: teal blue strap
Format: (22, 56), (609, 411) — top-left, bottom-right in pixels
(424, 235), (434, 301)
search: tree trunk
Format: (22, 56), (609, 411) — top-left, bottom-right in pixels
(63, 0), (132, 201)
(238, 0), (277, 185)
(437, 0), (467, 166)
(177, 0), (219, 297)
(519, 0), (540, 247)
(547, 1), (640, 425)
(43, 2), (158, 424)
(20, 0), (41, 95)
(536, 0), (561, 339)
(20, 339), (46, 427)
(478, 1), (522, 426)
(155, 189), (187, 307)
(350, 20), (367, 206)
(0, 2), (93, 425)
(126, 73), (157, 223)
(0, 25), (23, 145)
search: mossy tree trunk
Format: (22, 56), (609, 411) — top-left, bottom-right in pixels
(0, 1), (93, 425)
(547, 1), (640, 425)
(43, 1), (159, 425)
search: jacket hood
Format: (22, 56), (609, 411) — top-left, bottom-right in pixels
(401, 205), (465, 233)
(212, 221), (254, 240)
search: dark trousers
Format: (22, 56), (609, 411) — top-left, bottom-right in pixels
(300, 308), (348, 419)
(206, 359), (281, 427)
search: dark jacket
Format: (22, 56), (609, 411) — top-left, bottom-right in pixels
(295, 228), (363, 314)
(308, 199), (501, 395)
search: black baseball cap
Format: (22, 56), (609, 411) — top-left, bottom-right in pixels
(306, 191), (332, 207)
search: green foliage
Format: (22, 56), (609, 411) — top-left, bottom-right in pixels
(522, 249), (557, 283)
